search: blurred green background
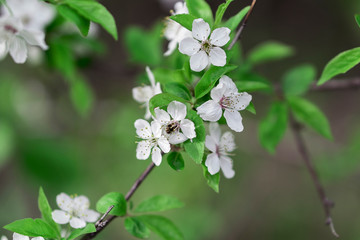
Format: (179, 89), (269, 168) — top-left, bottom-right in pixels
(1, 0), (360, 239)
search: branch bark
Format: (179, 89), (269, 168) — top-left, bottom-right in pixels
(81, 162), (156, 240)
(289, 115), (339, 238)
(311, 78), (360, 91)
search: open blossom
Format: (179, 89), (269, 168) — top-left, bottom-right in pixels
(133, 67), (162, 119)
(179, 18), (231, 72)
(0, 17), (48, 63)
(12, 233), (44, 240)
(205, 123), (236, 178)
(1, 236), (8, 240)
(163, 1), (192, 56)
(153, 101), (196, 144)
(197, 76), (252, 132)
(135, 119), (171, 166)
(52, 193), (100, 229)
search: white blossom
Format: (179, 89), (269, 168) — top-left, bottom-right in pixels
(12, 233), (44, 240)
(1, 236), (8, 240)
(179, 18), (231, 72)
(163, 1), (192, 56)
(0, 16), (48, 63)
(135, 119), (171, 166)
(153, 101), (196, 144)
(52, 193), (100, 229)
(205, 122), (236, 178)
(197, 76), (252, 132)
(132, 67), (162, 119)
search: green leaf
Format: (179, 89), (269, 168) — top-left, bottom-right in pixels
(236, 80), (271, 92)
(65, 0), (118, 40)
(224, 6), (250, 32)
(318, 47), (360, 85)
(69, 76), (94, 117)
(134, 195), (184, 213)
(167, 152), (185, 171)
(246, 102), (256, 114)
(355, 14), (360, 28)
(258, 102), (288, 153)
(184, 110), (206, 164)
(124, 217), (151, 239)
(288, 97), (333, 140)
(38, 187), (60, 237)
(170, 14), (197, 31)
(152, 68), (188, 85)
(185, 0), (213, 25)
(96, 192), (127, 216)
(214, 0), (233, 28)
(138, 215), (184, 240)
(67, 223), (96, 240)
(195, 65), (238, 99)
(149, 93), (188, 116)
(282, 64), (316, 96)
(202, 163), (220, 193)
(4, 218), (59, 238)
(247, 41), (295, 66)
(57, 4), (90, 36)
(163, 82), (192, 100)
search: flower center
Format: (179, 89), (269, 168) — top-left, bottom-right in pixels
(4, 24), (18, 34)
(219, 96), (232, 109)
(201, 40), (212, 54)
(165, 121), (180, 134)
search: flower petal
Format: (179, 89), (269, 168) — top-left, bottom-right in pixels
(190, 50), (209, 72)
(209, 47), (226, 67)
(219, 75), (237, 94)
(180, 119), (196, 140)
(146, 66), (156, 87)
(70, 217), (86, 229)
(151, 121), (162, 138)
(1, 236), (8, 240)
(82, 209), (100, 223)
(136, 140), (152, 160)
(192, 18), (210, 41)
(196, 100), (222, 121)
(205, 153), (220, 175)
(164, 38), (178, 56)
(73, 195), (90, 212)
(56, 193), (73, 212)
(224, 109), (243, 132)
(220, 131), (236, 152)
(169, 132), (188, 144)
(174, 1), (188, 14)
(209, 27), (231, 47)
(0, 42), (7, 60)
(210, 82), (226, 102)
(132, 86), (153, 103)
(205, 135), (217, 153)
(12, 233), (29, 240)
(167, 101), (187, 121)
(158, 137), (171, 153)
(8, 37), (27, 64)
(32, 237), (45, 240)
(230, 92), (252, 111)
(52, 210), (70, 224)
(135, 119), (152, 139)
(19, 30), (48, 50)
(152, 146), (162, 166)
(220, 155), (235, 179)
(179, 37), (201, 56)
(154, 108), (170, 124)
(209, 122), (221, 143)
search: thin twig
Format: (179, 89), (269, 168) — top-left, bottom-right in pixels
(95, 205), (114, 227)
(228, 0), (257, 50)
(311, 77), (360, 91)
(290, 115), (339, 238)
(81, 162), (156, 240)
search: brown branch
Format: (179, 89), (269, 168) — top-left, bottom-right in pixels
(81, 162), (156, 240)
(289, 115), (339, 238)
(228, 0), (257, 50)
(311, 77), (360, 91)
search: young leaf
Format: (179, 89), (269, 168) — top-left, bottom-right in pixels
(355, 14), (360, 28)
(288, 97), (333, 140)
(195, 65), (238, 99)
(163, 82), (192, 100)
(96, 192), (127, 216)
(184, 110), (206, 164)
(202, 164), (220, 193)
(38, 187), (60, 236)
(57, 4), (90, 36)
(4, 218), (59, 238)
(170, 14), (197, 31)
(137, 215), (184, 240)
(224, 6), (250, 32)
(152, 68), (187, 84)
(258, 102), (288, 154)
(247, 41), (294, 66)
(167, 151), (185, 171)
(214, 0), (233, 28)
(282, 64), (316, 96)
(124, 217), (151, 239)
(69, 76), (94, 117)
(318, 47), (360, 85)
(134, 195), (184, 213)
(185, 0), (213, 25)
(67, 223), (96, 240)
(235, 72), (272, 92)
(149, 93), (188, 116)
(47, 39), (76, 80)
(65, 0), (118, 40)
(246, 102), (256, 115)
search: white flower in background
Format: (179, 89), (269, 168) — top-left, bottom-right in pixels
(205, 123), (236, 178)
(1, 236), (8, 240)
(135, 119), (171, 166)
(52, 193), (100, 229)
(12, 233), (44, 240)
(197, 76), (252, 132)
(179, 18), (231, 72)
(0, 17), (48, 63)
(133, 67), (162, 119)
(153, 101), (196, 144)
(163, 1), (192, 56)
